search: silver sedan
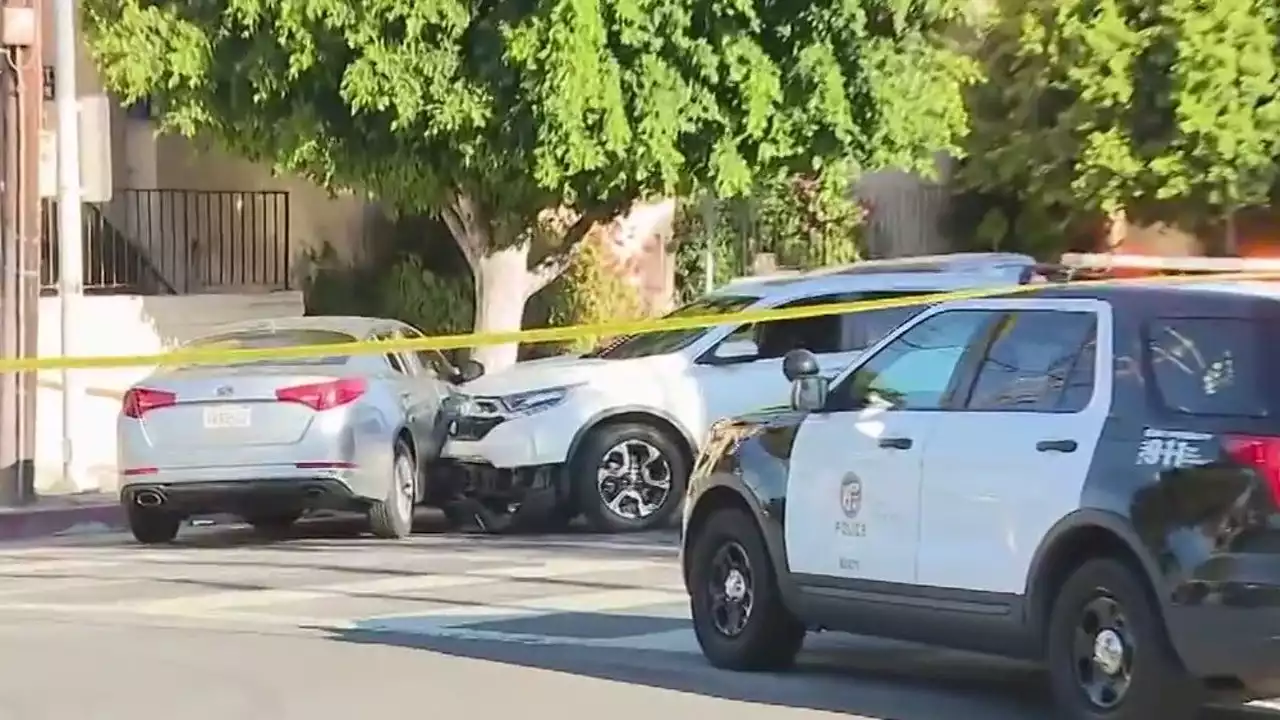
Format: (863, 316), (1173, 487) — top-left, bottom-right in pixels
(116, 315), (483, 544)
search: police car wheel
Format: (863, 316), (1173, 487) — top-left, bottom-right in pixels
(1046, 557), (1200, 720)
(689, 507), (804, 671)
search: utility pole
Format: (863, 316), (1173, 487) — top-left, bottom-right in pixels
(52, 0), (80, 491)
(0, 0), (40, 506)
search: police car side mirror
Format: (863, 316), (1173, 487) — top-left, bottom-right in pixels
(790, 376), (829, 412)
(782, 349), (819, 382)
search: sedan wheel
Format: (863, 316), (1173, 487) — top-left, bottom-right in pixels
(369, 442), (415, 539)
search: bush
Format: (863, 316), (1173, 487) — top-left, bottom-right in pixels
(670, 173), (867, 303)
(526, 230), (647, 358)
(301, 244), (476, 363)
(377, 254), (474, 337)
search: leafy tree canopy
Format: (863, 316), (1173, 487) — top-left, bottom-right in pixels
(87, 0), (976, 233)
(956, 0), (1280, 251)
(84, 0), (980, 366)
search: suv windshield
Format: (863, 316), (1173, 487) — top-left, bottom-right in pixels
(183, 328), (356, 368)
(586, 294), (758, 360)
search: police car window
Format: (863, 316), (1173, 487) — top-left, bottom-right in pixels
(964, 311), (1097, 412)
(829, 309), (994, 411)
(1145, 318), (1269, 417)
(849, 299), (931, 351)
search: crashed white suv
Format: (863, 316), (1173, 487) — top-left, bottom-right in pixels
(437, 253), (1045, 533)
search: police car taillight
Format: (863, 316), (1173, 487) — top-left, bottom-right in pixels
(1223, 435), (1280, 506)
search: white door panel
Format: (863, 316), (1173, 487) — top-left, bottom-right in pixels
(916, 301), (1112, 594)
(918, 412), (1103, 593)
(784, 408), (940, 586)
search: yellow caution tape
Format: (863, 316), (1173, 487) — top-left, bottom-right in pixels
(11, 270), (1280, 372)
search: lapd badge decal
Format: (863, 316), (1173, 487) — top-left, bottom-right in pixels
(840, 472), (862, 518)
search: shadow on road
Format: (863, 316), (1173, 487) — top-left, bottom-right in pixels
(320, 615), (1280, 720)
(322, 620), (1047, 719)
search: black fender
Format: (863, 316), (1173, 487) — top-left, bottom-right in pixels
(680, 412), (807, 606)
(1023, 508), (1168, 641)
(564, 405), (700, 470)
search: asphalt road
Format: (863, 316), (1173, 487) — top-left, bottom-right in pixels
(0, 513), (1276, 720)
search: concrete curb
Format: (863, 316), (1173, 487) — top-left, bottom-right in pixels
(0, 503), (127, 542)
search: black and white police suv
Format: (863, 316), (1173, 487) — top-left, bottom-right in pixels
(680, 253), (1280, 719)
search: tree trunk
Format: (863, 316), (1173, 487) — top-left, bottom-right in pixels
(471, 242), (532, 372)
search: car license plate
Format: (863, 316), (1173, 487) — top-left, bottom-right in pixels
(202, 404), (252, 429)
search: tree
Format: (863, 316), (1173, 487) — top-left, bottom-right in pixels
(955, 0), (1280, 256)
(85, 0), (979, 369)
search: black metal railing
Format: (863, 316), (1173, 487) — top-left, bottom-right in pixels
(41, 189), (291, 295)
(41, 202), (173, 294)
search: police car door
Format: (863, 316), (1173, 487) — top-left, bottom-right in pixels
(783, 308), (1001, 586)
(917, 299), (1110, 594)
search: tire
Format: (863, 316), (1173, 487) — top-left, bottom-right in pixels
(688, 507), (805, 671)
(127, 506), (181, 545)
(245, 511), (300, 535)
(369, 441), (416, 539)
(570, 422), (688, 533)
(1046, 557), (1202, 720)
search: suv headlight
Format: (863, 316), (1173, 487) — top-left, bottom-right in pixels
(494, 384), (582, 416)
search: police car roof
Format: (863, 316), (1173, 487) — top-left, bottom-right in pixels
(1005, 280), (1280, 314)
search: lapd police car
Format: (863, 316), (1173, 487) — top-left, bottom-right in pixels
(680, 254), (1280, 719)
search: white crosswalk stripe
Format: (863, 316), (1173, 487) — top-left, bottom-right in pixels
(0, 533), (692, 654)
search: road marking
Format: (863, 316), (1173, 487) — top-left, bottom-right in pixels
(124, 558), (669, 614)
(0, 577), (135, 597)
(0, 559), (123, 574)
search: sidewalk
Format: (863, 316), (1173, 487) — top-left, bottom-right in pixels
(0, 492), (125, 541)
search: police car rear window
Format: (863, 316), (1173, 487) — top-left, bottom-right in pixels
(1144, 317), (1270, 418)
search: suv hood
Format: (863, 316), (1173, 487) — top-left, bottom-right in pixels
(460, 354), (619, 397)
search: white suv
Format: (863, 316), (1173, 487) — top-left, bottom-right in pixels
(436, 252), (1044, 533)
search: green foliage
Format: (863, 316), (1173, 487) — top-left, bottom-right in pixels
(301, 245), (474, 359)
(530, 233), (646, 356)
(955, 0), (1280, 253)
(377, 255), (475, 337)
(671, 174), (866, 302)
(83, 0), (981, 249)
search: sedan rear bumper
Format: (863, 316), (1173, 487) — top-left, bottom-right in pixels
(120, 478), (367, 517)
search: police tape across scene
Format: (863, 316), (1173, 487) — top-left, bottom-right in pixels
(7, 267), (1280, 373)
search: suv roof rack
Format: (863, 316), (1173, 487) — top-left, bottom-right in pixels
(724, 252), (1039, 286)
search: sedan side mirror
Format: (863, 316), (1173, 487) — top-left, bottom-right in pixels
(454, 359), (485, 384)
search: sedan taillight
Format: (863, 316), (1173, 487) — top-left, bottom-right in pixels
(121, 388), (177, 419)
(275, 378), (366, 411)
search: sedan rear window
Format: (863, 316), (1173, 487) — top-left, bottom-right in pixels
(184, 328), (356, 367)
(1144, 318), (1271, 417)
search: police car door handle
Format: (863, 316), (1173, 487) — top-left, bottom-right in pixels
(1036, 439), (1078, 453)
(878, 437), (913, 450)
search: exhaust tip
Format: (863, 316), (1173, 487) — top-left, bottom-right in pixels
(135, 490), (164, 507)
